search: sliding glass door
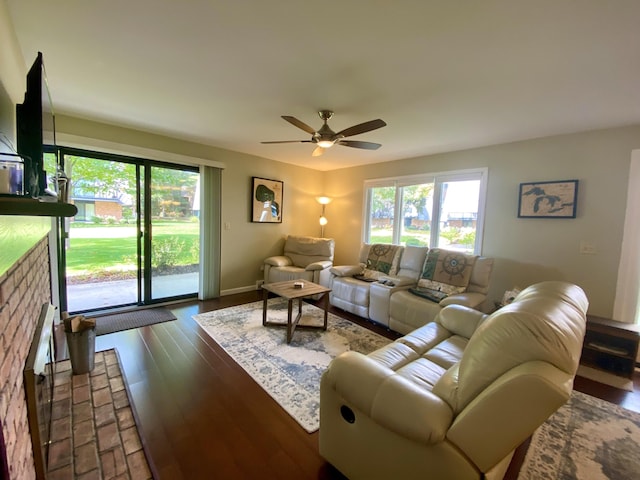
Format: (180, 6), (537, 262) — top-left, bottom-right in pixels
(53, 148), (199, 313)
(146, 165), (199, 301)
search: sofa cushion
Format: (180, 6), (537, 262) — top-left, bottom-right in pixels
(396, 358), (447, 391)
(361, 244), (402, 280)
(417, 248), (477, 295)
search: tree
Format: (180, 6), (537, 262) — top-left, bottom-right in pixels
(59, 155), (198, 218)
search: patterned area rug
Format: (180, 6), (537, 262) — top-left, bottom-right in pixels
(95, 308), (176, 336)
(518, 390), (640, 479)
(192, 298), (391, 432)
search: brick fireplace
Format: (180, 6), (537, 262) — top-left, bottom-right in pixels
(0, 237), (52, 479)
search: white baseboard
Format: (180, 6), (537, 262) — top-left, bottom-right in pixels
(220, 284), (261, 296)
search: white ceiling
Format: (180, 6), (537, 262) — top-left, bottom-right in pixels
(6, 1), (640, 171)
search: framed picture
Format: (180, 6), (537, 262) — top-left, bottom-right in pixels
(251, 176), (283, 223)
(518, 179), (578, 218)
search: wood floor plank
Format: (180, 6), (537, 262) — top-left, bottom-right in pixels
(75, 291), (639, 480)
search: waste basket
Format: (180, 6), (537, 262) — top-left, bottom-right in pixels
(65, 327), (96, 375)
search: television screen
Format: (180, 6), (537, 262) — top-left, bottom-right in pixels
(16, 52), (56, 197)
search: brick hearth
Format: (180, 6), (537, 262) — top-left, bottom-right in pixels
(47, 350), (152, 480)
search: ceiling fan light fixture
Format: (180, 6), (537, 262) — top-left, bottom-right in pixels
(262, 111), (386, 156)
(317, 139), (335, 148)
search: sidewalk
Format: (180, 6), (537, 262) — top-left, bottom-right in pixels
(67, 272), (198, 312)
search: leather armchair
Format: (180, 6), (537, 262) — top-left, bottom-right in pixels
(263, 235), (335, 287)
(320, 281), (588, 480)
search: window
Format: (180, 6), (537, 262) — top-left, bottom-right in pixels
(363, 168), (487, 254)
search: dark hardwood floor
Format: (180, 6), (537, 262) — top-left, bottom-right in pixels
(61, 291), (640, 479)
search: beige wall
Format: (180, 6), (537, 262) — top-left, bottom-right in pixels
(325, 126), (640, 317)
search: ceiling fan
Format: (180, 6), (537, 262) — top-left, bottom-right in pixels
(262, 110), (387, 157)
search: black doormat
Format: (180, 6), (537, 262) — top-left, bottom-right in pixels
(95, 308), (177, 336)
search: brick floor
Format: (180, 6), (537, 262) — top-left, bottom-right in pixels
(48, 350), (152, 480)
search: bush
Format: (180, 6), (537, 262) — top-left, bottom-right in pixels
(152, 237), (185, 272)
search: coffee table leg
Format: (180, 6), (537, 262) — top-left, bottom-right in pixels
(322, 292), (329, 330)
(287, 299), (294, 343)
(262, 287), (269, 326)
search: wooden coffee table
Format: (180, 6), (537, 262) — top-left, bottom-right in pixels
(262, 280), (331, 343)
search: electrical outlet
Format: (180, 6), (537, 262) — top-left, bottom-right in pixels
(224, 222), (231, 230)
(580, 241), (597, 255)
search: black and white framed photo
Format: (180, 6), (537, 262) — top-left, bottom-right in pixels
(518, 179), (578, 218)
(251, 176), (283, 223)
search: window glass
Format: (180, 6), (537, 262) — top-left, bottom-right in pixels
(368, 186), (396, 244)
(400, 183), (433, 247)
(364, 169), (486, 254)
(435, 179), (480, 253)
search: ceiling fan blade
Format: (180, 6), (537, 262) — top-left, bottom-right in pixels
(282, 116), (317, 135)
(338, 140), (382, 150)
(336, 119), (386, 138)
(261, 140), (313, 144)
(312, 146), (325, 157)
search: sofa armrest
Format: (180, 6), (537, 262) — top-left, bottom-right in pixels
(378, 275), (416, 287)
(325, 351), (394, 414)
(305, 260), (333, 271)
(330, 264), (364, 277)
(324, 351), (453, 445)
(264, 255), (292, 267)
(440, 291), (486, 309)
(372, 374), (454, 444)
(436, 304), (488, 339)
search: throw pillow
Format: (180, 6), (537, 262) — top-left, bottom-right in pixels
(417, 248), (477, 295)
(362, 244), (401, 280)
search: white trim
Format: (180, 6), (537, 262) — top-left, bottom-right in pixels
(613, 149), (640, 324)
(54, 132), (226, 169)
(221, 285), (260, 296)
(363, 167), (487, 189)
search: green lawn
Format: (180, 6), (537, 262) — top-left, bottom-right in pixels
(370, 228), (430, 246)
(66, 221), (199, 277)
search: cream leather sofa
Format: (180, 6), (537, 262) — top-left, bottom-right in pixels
(263, 235), (335, 287)
(320, 281), (588, 480)
(330, 243), (493, 332)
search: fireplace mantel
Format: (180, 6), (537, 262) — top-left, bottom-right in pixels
(0, 197), (77, 217)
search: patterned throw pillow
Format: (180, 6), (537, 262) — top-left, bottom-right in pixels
(417, 248), (477, 295)
(361, 244), (401, 280)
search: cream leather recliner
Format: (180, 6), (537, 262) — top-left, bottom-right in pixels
(329, 243), (420, 320)
(330, 244), (493, 332)
(320, 281), (588, 480)
(263, 235), (335, 287)
(388, 256), (494, 334)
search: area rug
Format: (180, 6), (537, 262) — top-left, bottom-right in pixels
(192, 298), (391, 432)
(518, 390), (640, 479)
(95, 308), (177, 336)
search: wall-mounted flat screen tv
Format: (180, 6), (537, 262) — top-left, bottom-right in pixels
(16, 52), (56, 197)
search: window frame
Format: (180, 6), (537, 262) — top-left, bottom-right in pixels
(362, 168), (488, 254)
